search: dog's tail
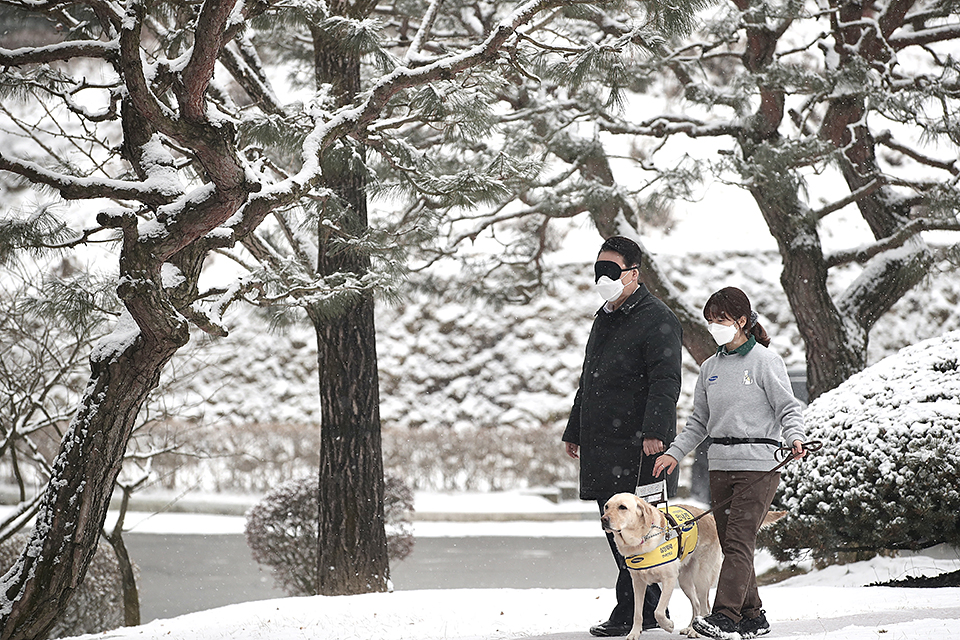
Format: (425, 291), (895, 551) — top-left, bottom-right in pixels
(761, 510), (786, 527)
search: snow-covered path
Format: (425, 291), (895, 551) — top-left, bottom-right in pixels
(61, 583), (960, 640)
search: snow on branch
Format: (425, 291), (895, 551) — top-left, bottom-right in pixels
(244, 0), (593, 221)
(598, 113), (741, 138)
(0, 151), (182, 206)
(0, 40), (118, 65)
(889, 22), (960, 49)
(404, 0), (445, 64)
(825, 217), (960, 269)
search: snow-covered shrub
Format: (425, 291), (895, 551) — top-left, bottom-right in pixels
(245, 474), (414, 596)
(762, 331), (960, 564)
(0, 534), (125, 638)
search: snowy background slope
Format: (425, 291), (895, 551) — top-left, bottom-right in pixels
(174, 249), (960, 434)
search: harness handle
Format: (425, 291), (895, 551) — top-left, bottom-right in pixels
(668, 440), (823, 533)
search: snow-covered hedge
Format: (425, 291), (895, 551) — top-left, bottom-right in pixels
(762, 331), (960, 564)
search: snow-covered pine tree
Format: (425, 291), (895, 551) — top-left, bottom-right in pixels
(0, 0), (711, 633)
(204, 0), (717, 597)
(570, 0), (960, 400)
(374, 0), (960, 400)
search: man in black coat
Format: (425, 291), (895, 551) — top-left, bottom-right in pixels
(562, 235), (682, 637)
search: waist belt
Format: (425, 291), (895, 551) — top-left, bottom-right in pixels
(711, 437), (781, 447)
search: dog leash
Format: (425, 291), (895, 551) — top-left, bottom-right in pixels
(664, 440), (824, 534)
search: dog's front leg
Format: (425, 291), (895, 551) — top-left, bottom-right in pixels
(654, 575), (676, 634)
(626, 571), (647, 640)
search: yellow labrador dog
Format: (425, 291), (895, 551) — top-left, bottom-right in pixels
(601, 493), (722, 639)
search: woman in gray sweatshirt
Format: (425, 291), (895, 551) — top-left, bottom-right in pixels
(653, 287), (805, 640)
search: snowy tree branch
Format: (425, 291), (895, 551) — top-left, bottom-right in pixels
(218, 40), (284, 114)
(0, 40), (117, 65)
(0, 151), (181, 206)
(876, 131), (960, 176)
(404, 0), (445, 64)
(598, 113), (742, 138)
(889, 22), (960, 48)
(825, 217), (960, 269)
(813, 179), (883, 220)
(238, 0), (591, 233)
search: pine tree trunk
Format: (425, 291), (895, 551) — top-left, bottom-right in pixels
(0, 327), (184, 640)
(745, 178), (866, 401)
(308, 36), (389, 596)
(312, 294), (389, 595)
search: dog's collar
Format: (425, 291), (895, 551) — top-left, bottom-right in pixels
(625, 506), (699, 571)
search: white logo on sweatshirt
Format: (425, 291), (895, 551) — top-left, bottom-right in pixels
(742, 370), (753, 385)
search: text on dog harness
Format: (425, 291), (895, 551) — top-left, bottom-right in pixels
(624, 506), (699, 571)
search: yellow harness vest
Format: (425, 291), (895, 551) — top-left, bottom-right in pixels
(624, 506), (699, 571)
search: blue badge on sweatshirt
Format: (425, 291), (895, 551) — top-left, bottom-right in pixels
(708, 375), (719, 382)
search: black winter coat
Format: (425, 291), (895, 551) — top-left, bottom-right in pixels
(562, 284), (683, 500)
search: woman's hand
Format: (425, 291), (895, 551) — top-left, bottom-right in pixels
(792, 440), (806, 459)
(652, 454), (678, 478)
(564, 441), (579, 459)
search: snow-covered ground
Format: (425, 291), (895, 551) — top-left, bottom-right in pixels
(62, 490), (960, 640)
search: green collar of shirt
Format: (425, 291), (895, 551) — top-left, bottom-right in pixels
(718, 334), (757, 356)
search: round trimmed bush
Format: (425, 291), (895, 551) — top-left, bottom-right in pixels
(245, 474), (414, 596)
(761, 331), (960, 565)
(0, 534), (125, 638)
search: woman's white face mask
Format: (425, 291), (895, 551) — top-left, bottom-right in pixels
(707, 322), (738, 345)
(595, 276), (625, 302)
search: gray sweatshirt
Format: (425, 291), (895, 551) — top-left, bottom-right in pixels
(665, 339), (805, 472)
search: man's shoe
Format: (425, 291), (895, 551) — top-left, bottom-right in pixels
(692, 612), (741, 640)
(738, 611), (770, 639)
(589, 619), (631, 637)
(642, 619), (659, 631)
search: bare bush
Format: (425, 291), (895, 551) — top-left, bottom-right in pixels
(144, 422), (320, 494)
(139, 421), (576, 495)
(382, 423), (577, 492)
(0, 534), (125, 638)
(245, 474), (414, 596)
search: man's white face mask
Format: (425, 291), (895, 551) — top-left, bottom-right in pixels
(708, 322), (738, 345)
(593, 260), (636, 303)
(595, 276), (625, 302)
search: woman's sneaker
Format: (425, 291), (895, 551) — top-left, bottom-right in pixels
(738, 611), (770, 639)
(692, 613), (741, 639)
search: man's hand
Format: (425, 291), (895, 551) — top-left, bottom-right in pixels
(564, 441), (579, 459)
(642, 437), (664, 456)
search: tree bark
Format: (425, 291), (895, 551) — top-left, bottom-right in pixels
(309, 30), (390, 596)
(312, 292), (389, 595)
(1, 322), (185, 640)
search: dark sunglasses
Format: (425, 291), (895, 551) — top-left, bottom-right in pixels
(594, 260), (638, 283)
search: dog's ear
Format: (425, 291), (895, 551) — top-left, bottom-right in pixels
(761, 510), (787, 526)
(632, 494), (649, 517)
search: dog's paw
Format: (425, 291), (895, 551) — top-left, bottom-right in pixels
(679, 626), (700, 638)
(658, 618), (675, 634)
(626, 631), (642, 640)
